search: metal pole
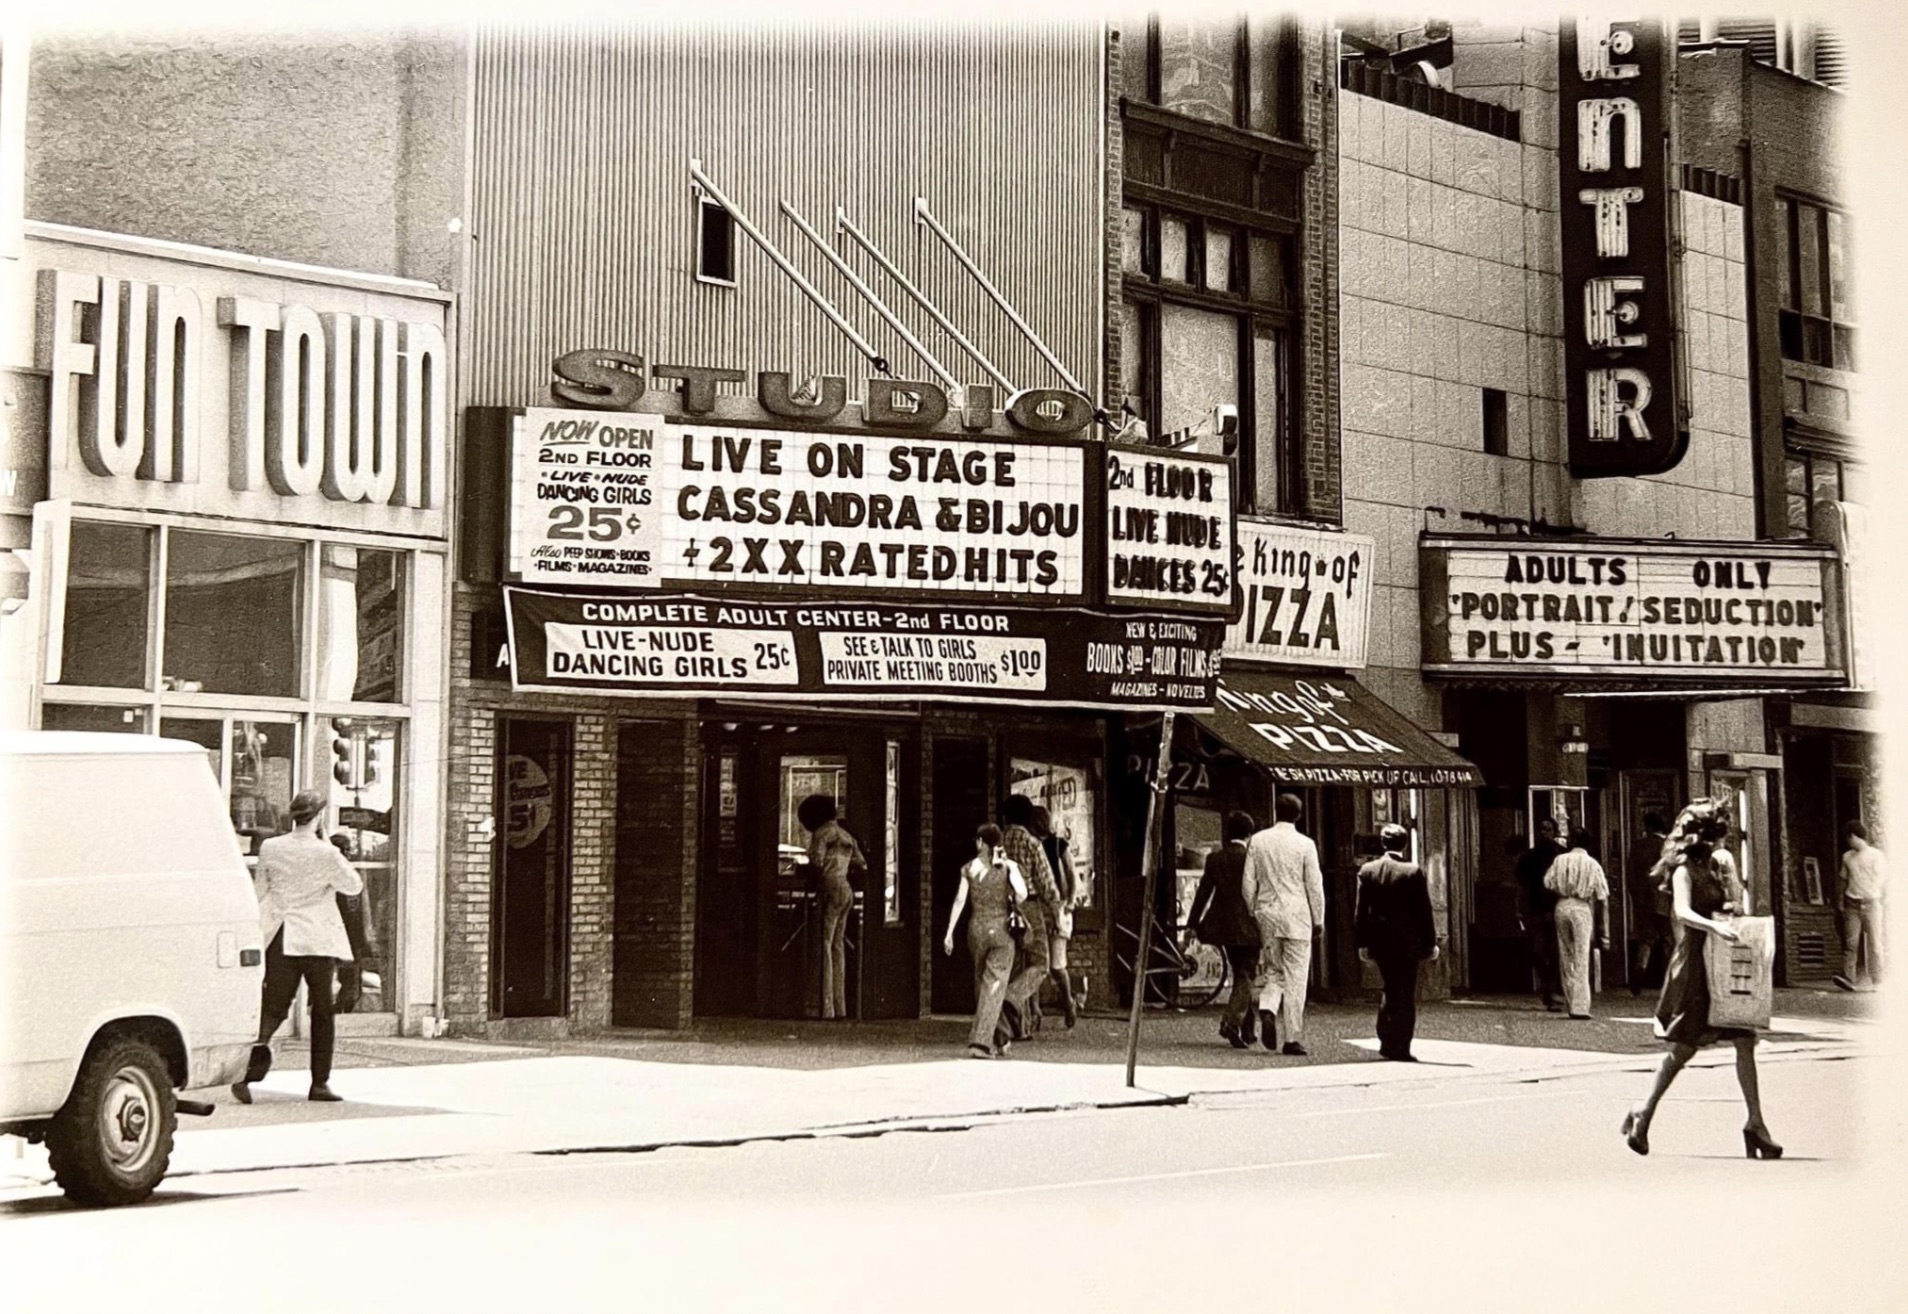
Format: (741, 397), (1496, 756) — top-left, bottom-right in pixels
(914, 196), (1089, 396)
(1125, 709), (1177, 1088)
(780, 201), (960, 392)
(688, 159), (890, 374)
(837, 210), (1015, 392)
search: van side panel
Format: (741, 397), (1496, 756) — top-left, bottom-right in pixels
(0, 749), (264, 1120)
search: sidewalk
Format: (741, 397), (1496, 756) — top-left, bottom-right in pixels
(1, 991), (1873, 1194)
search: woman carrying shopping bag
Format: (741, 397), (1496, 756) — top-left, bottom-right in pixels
(1621, 799), (1781, 1159)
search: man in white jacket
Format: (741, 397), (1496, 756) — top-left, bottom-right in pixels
(1242, 793), (1327, 1055)
(232, 789), (363, 1104)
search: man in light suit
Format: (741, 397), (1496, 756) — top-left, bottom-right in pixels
(1242, 793), (1327, 1056)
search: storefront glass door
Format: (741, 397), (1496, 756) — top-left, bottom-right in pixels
(493, 719), (571, 1019)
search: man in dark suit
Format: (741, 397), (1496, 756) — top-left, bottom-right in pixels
(1188, 811), (1262, 1048)
(1355, 824), (1440, 1062)
(1515, 817), (1566, 1011)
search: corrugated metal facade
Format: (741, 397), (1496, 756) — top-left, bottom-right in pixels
(466, 23), (1103, 409)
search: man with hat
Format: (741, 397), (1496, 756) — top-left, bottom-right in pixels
(1354, 824), (1440, 1062)
(232, 788), (363, 1103)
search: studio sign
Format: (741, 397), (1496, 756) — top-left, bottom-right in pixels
(39, 270), (447, 506)
(1558, 18), (1682, 478)
(550, 348), (1097, 436)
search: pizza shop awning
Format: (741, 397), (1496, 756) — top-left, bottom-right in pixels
(1193, 670), (1482, 788)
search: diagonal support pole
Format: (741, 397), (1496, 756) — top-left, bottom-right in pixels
(837, 210), (1014, 393)
(781, 201), (960, 393)
(689, 158), (889, 375)
(914, 195), (1088, 397)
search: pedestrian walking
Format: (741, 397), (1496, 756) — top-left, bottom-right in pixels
(1628, 812), (1673, 995)
(1545, 829), (1611, 1019)
(998, 795), (1063, 1039)
(1515, 817), (1567, 1011)
(799, 794), (865, 1021)
(328, 833), (372, 1014)
(232, 789), (363, 1104)
(1622, 799), (1782, 1159)
(1030, 805), (1082, 1027)
(1188, 811), (1263, 1049)
(1242, 793), (1326, 1056)
(1354, 824), (1439, 1062)
(1834, 819), (1887, 992)
(943, 825), (1027, 1059)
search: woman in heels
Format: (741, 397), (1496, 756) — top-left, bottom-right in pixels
(1622, 799), (1782, 1160)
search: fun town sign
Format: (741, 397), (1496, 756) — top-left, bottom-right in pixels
(1557, 17), (1683, 478)
(27, 235), (450, 538)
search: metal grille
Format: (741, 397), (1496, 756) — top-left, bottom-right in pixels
(1796, 932), (1827, 970)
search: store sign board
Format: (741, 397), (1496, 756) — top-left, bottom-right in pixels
(22, 234), (449, 538)
(1420, 537), (1843, 682)
(1102, 445), (1234, 616)
(1225, 520), (1372, 669)
(503, 587), (1223, 711)
(1558, 18), (1683, 478)
(510, 407), (1090, 604)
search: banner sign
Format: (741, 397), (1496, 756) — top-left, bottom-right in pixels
(1226, 520), (1373, 669)
(509, 408), (1091, 604)
(503, 587), (1224, 711)
(1103, 446), (1234, 616)
(1420, 537), (1844, 682)
(1558, 18), (1683, 478)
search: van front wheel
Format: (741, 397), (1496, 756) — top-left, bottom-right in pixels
(47, 1038), (177, 1206)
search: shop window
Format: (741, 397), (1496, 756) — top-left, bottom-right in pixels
(317, 545), (405, 703)
(154, 713), (301, 856)
(56, 522), (151, 689)
(1776, 195), (1855, 371)
(696, 197), (736, 285)
(1482, 387), (1509, 456)
(39, 704), (148, 734)
(322, 715), (401, 1015)
(1009, 757), (1096, 909)
(164, 531), (304, 698)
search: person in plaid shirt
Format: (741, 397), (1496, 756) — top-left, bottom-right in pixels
(1000, 794), (1062, 1039)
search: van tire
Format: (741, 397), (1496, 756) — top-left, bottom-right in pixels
(46, 1038), (177, 1207)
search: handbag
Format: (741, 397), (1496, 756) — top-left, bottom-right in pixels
(1002, 863), (1030, 941)
(1703, 914), (1774, 1030)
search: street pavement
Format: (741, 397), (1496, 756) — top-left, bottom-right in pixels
(0, 989), (1879, 1189)
(2, 990), (1897, 1312)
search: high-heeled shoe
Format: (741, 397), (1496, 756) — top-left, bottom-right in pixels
(1743, 1126), (1784, 1160)
(1621, 1110), (1649, 1156)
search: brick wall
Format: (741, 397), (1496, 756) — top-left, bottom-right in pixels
(445, 582), (699, 1035)
(613, 717), (699, 1029)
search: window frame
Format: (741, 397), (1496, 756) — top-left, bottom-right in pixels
(695, 196), (738, 288)
(1125, 12), (1301, 142)
(1120, 201), (1300, 515)
(1775, 193), (1854, 372)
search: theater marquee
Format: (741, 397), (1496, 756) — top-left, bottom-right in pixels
(1420, 536), (1845, 684)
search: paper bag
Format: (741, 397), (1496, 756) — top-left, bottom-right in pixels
(1704, 915), (1774, 1030)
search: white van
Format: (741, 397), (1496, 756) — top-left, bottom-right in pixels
(0, 732), (263, 1205)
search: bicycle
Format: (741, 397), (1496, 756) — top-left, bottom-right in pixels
(1110, 915), (1231, 1009)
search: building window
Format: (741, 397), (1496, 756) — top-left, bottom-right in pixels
(1120, 204), (1297, 514)
(1783, 451), (1856, 538)
(1125, 12), (1300, 139)
(696, 197), (737, 285)
(1482, 388), (1509, 456)
(164, 531), (305, 699)
(1776, 195), (1854, 371)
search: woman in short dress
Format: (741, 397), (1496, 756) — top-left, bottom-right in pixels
(800, 794), (865, 1021)
(1622, 799), (1782, 1159)
(943, 824), (1029, 1059)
